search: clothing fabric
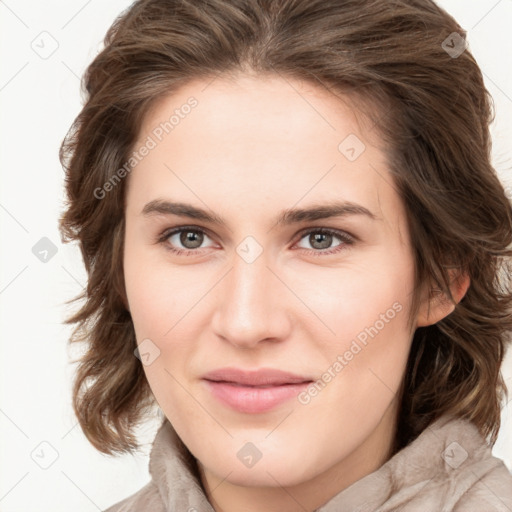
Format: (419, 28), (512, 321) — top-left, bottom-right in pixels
(104, 414), (512, 512)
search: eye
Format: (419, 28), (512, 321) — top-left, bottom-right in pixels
(157, 226), (355, 256)
(157, 226), (216, 255)
(294, 228), (354, 256)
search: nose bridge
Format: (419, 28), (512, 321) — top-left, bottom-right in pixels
(211, 246), (289, 348)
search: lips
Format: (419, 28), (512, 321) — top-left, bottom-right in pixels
(202, 367), (313, 387)
(202, 367), (314, 413)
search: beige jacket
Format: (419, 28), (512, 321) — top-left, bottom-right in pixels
(104, 415), (512, 511)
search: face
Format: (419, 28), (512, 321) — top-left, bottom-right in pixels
(123, 74), (422, 494)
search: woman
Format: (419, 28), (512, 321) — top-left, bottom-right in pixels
(59, 0), (512, 510)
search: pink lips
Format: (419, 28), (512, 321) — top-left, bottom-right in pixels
(202, 367), (313, 414)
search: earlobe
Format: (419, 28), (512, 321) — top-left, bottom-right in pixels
(416, 270), (470, 328)
(451, 270), (471, 304)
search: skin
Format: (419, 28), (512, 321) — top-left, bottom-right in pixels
(123, 73), (469, 512)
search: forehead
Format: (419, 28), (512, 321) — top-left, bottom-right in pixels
(126, 74), (405, 236)
(138, 73), (369, 151)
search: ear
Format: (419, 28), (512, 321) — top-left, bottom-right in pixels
(415, 269), (470, 327)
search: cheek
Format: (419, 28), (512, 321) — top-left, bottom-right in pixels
(124, 239), (188, 337)
(124, 262), (200, 419)
(294, 250), (413, 341)
(296, 249), (414, 399)
(123, 244), (204, 382)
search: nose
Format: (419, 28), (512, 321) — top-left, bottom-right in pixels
(210, 249), (292, 349)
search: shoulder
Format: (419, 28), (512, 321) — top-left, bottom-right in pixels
(452, 458), (512, 512)
(425, 416), (512, 511)
(377, 415), (512, 511)
(103, 479), (165, 512)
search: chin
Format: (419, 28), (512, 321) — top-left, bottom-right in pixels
(199, 445), (319, 488)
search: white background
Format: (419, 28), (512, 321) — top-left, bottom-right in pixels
(1, 1), (511, 510)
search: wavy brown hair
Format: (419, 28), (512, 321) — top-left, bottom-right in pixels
(59, 0), (512, 455)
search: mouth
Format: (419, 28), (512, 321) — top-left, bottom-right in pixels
(202, 367), (313, 386)
(201, 367), (314, 413)
(202, 380), (313, 414)
(208, 381), (306, 388)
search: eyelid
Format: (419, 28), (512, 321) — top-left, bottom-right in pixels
(294, 225), (356, 243)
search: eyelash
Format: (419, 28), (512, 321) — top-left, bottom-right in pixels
(156, 225), (355, 257)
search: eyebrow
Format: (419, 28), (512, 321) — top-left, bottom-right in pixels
(141, 199), (378, 227)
